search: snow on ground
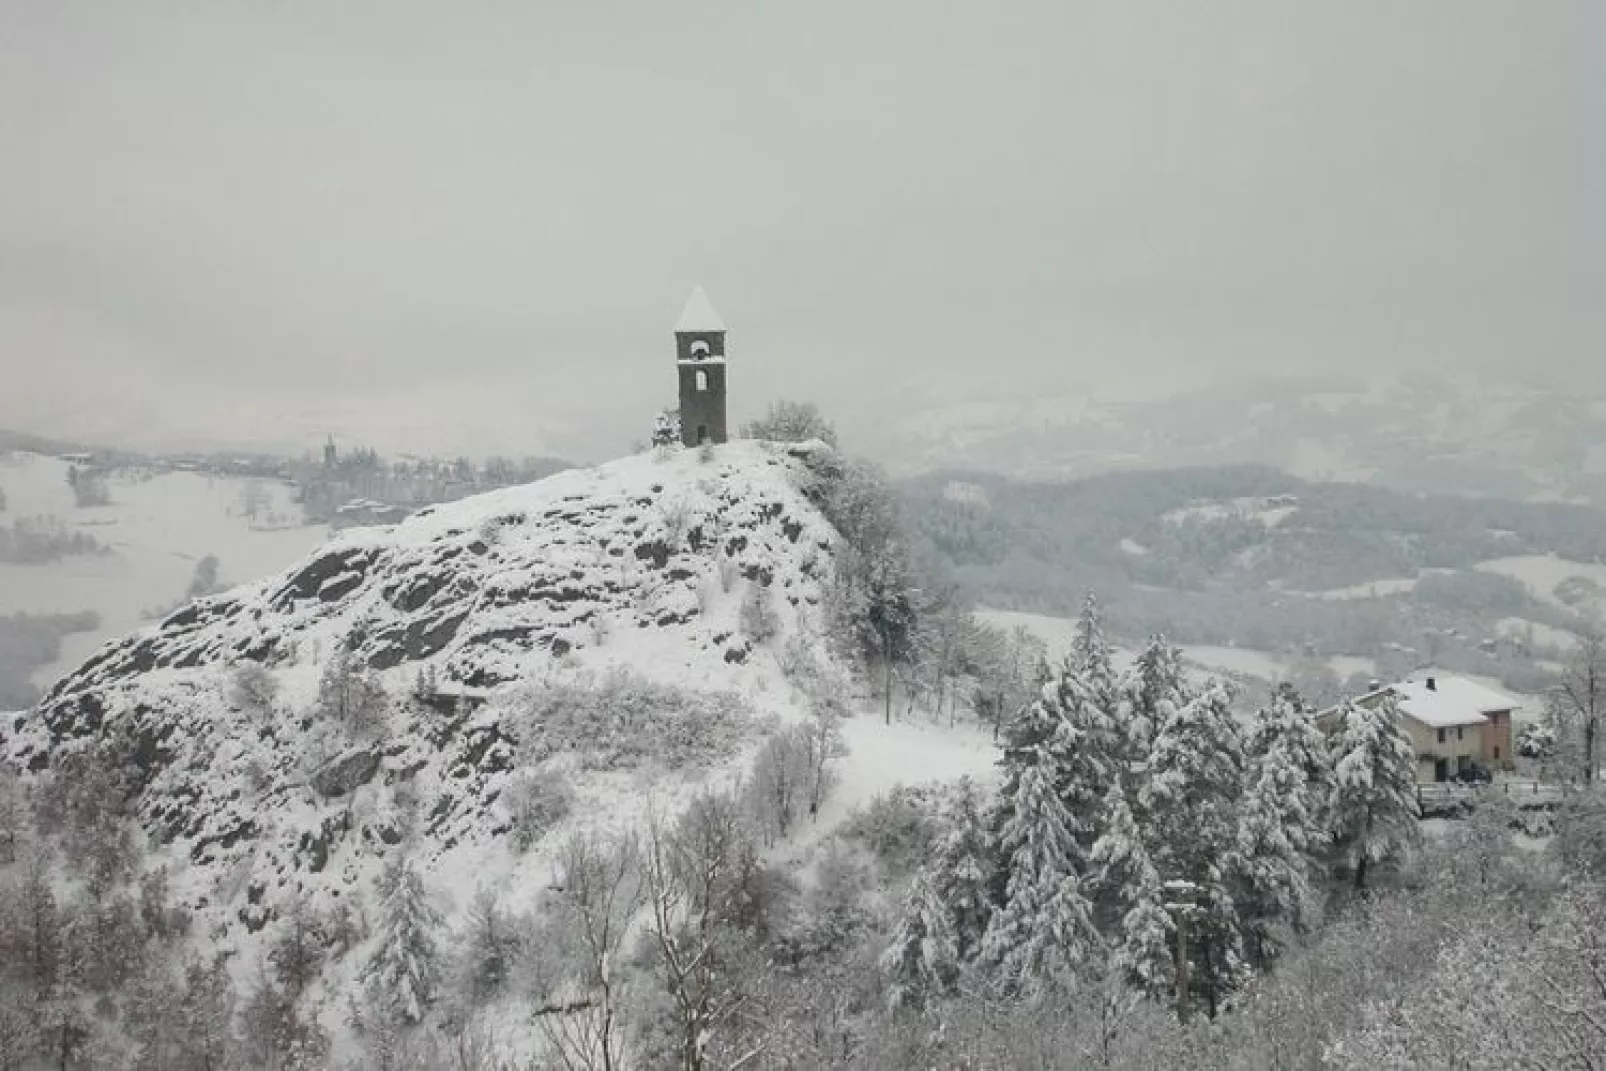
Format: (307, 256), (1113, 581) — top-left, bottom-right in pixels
(1298, 576), (1423, 600)
(977, 608), (1377, 697)
(828, 712), (999, 819)
(6, 441), (872, 1058)
(1476, 554), (1606, 613)
(0, 451), (327, 683)
(974, 608), (1083, 659)
(975, 608), (1261, 693)
(771, 705), (1002, 876)
(1180, 645), (1286, 681)
(1161, 498), (1299, 528)
(1118, 537), (1149, 556)
(10, 441), (845, 937)
(1495, 616), (1580, 652)
(1330, 655), (1379, 680)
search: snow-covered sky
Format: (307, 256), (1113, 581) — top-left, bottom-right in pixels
(3, 1), (1602, 460)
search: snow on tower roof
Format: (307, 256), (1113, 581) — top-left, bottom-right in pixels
(675, 286), (725, 332)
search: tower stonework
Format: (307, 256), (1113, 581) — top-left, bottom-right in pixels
(675, 286), (727, 447)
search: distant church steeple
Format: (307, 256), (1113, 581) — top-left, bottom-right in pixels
(675, 286), (727, 447)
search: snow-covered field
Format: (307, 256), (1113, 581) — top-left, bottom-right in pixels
(1180, 645), (1288, 681)
(976, 607), (1557, 730)
(1476, 554), (1606, 614)
(1161, 498), (1298, 528)
(1495, 616), (1580, 652)
(975, 607), (1378, 694)
(829, 713), (998, 819)
(0, 451), (327, 683)
(1330, 654), (1379, 679)
(973, 608), (1087, 662)
(1299, 575), (1422, 600)
(975, 608), (1270, 677)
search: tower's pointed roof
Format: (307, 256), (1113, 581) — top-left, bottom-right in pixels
(675, 286), (725, 332)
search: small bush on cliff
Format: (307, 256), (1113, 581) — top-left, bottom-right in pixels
(511, 669), (753, 771)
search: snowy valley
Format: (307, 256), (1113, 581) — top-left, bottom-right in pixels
(0, 430), (1600, 1069)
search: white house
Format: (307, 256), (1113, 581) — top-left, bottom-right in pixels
(1321, 672), (1518, 783)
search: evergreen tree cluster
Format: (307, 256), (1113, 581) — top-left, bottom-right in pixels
(882, 594), (1421, 1019)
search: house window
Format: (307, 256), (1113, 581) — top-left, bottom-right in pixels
(1494, 746), (1501, 760)
(695, 370), (708, 392)
(1437, 728), (1445, 744)
(1457, 727), (1464, 741)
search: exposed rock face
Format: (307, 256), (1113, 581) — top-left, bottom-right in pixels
(1, 442), (840, 930)
(310, 746), (382, 798)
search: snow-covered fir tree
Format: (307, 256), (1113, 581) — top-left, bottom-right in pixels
(1231, 683), (1330, 968)
(1327, 696), (1421, 892)
(1120, 635), (1189, 758)
(999, 646), (1120, 854)
(880, 868), (960, 1012)
(362, 858), (444, 1024)
(1043, 664), (1121, 847)
(1247, 682), (1332, 807)
(999, 675), (1066, 773)
(1139, 680), (1247, 1016)
(1070, 593), (1119, 715)
(1230, 759), (1315, 971)
(1141, 682), (1245, 858)
(981, 749), (1102, 999)
(927, 777), (996, 962)
(1088, 779), (1174, 999)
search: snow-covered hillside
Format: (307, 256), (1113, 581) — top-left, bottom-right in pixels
(3, 443), (859, 950)
(861, 374), (1606, 505)
(2, 440), (1015, 1066)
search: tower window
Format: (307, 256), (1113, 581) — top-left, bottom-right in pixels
(690, 341), (710, 358)
(695, 370), (708, 392)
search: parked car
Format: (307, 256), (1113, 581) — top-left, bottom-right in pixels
(1455, 762), (1492, 784)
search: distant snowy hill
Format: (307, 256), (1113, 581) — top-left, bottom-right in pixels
(1, 442), (852, 966)
(859, 374), (1606, 505)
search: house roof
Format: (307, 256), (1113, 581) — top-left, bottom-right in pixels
(675, 286), (725, 332)
(1378, 674), (1517, 729)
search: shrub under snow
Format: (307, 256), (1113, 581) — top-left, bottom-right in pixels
(511, 669), (756, 771)
(504, 767), (574, 852)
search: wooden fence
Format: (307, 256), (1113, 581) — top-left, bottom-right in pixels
(1416, 779), (1563, 816)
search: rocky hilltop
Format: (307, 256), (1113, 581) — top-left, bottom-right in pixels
(3, 441), (842, 936)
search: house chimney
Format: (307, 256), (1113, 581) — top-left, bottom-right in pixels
(1426, 676), (1437, 692)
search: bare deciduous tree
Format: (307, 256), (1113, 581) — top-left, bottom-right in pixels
(1546, 631), (1606, 785)
(641, 793), (756, 1071)
(540, 831), (640, 1071)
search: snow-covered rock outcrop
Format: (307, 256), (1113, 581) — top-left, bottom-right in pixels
(2, 442), (841, 934)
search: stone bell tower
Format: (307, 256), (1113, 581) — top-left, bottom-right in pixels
(675, 286), (727, 447)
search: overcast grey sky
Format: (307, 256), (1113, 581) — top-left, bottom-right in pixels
(2, 1), (1602, 460)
